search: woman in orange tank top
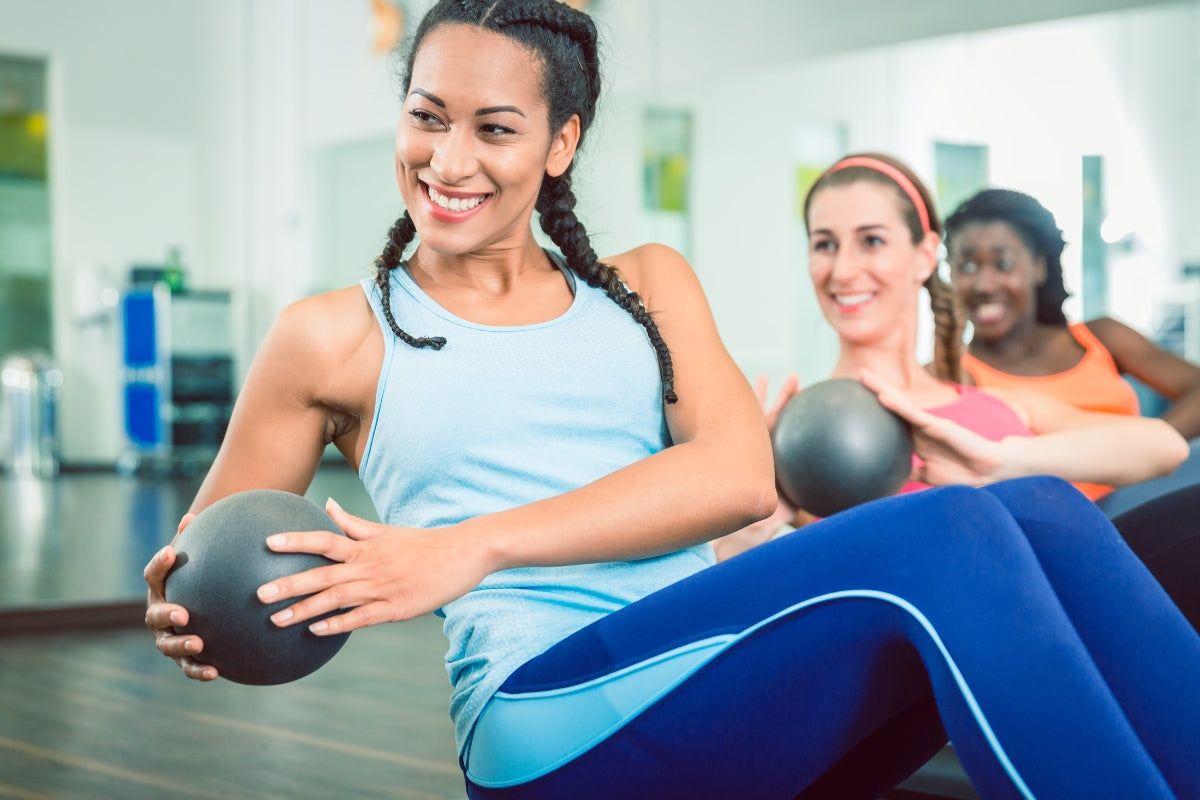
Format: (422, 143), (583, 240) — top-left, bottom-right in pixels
(944, 188), (1200, 512)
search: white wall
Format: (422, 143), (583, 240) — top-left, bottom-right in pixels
(0, 0), (248, 463)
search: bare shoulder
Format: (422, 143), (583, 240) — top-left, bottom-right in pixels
(603, 244), (700, 309)
(255, 284), (382, 409)
(269, 285), (378, 361)
(605, 242), (692, 280)
(1085, 316), (1153, 353)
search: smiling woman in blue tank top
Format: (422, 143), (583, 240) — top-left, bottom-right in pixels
(145, 2), (1200, 798)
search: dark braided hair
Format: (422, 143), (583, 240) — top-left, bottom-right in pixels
(803, 152), (966, 383)
(944, 188), (1070, 326)
(372, 0), (677, 403)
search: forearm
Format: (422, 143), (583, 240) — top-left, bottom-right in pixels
(996, 419), (1188, 486)
(1161, 387), (1200, 440)
(457, 436), (777, 573)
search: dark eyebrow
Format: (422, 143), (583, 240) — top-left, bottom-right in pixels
(409, 88), (445, 108)
(408, 90), (525, 119)
(477, 105), (525, 118)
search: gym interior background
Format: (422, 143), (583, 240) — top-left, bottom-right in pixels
(1, 1), (1197, 798)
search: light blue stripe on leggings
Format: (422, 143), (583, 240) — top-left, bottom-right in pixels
(465, 590), (1035, 798)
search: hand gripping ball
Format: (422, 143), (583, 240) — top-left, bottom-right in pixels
(772, 379), (914, 518)
(165, 489), (352, 685)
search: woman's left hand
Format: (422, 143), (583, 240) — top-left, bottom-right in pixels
(859, 370), (1006, 487)
(254, 498), (492, 636)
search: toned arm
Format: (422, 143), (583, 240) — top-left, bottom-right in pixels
(1088, 316), (1200, 439)
(189, 287), (383, 513)
(988, 386), (1188, 487)
(863, 370), (1187, 489)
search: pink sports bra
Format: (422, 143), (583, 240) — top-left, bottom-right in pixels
(901, 385), (1031, 494)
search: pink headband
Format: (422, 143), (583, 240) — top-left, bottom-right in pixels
(828, 156), (931, 235)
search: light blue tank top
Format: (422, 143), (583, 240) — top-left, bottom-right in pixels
(357, 257), (715, 757)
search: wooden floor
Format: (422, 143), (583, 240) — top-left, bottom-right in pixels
(0, 464), (464, 800)
(0, 617), (465, 800)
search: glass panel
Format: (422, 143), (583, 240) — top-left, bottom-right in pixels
(641, 108), (692, 259)
(0, 54), (51, 358)
(934, 141), (990, 223)
(1080, 154), (1106, 317)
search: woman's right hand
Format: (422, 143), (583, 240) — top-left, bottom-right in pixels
(144, 513), (218, 681)
(756, 374), (801, 433)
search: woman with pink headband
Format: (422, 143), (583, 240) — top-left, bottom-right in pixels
(720, 153), (1190, 550)
(808, 154), (1186, 493)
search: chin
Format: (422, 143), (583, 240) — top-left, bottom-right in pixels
(969, 318), (1011, 339)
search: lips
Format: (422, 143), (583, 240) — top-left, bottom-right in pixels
(832, 291), (876, 310)
(427, 184), (490, 212)
(970, 300), (1007, 325)
(421, 182), (492, 222)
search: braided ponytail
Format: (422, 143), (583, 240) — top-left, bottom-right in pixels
(926, 271), (965, 383)
(374, 0), (678, 402)
(374, 212), (446, 350)
(539, 172), (678, 403)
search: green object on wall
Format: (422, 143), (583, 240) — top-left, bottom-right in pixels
(0, 112), (47, 180)
(642, 109), (692, 213)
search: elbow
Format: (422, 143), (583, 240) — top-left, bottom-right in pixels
(706, 425), (778, 527)
(733, 460), (779, 528)
(743, 480), (779, 527)
(1160, 426), (1191, 477)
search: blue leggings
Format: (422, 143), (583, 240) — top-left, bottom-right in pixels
(462, 478), (1200, 799)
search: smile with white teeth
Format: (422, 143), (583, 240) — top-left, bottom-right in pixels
(834, 292), (875, 306)
(972, 301), (1007, 323)
(428, 185), (487, 212)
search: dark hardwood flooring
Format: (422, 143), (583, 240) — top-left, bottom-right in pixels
(0, 617), (463, 800)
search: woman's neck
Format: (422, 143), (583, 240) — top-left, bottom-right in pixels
(970, 320), (1060, 363)
(405, 237), (574, 326)
(408, 238), (552, 292)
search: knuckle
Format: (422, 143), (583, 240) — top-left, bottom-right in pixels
(325, 582), (349, 606)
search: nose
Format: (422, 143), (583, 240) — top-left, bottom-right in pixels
(828, 246), (864, 285)
(968, 265), (1002, 297)
(429, 127), (478, 184)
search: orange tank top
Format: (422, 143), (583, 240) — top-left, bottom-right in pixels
(962, 323), (1140, 416)
(962, 322), (1139, 500)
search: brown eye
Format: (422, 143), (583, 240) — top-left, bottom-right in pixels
(479, 123), (516, 136)
(408, 108), (443, 127)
